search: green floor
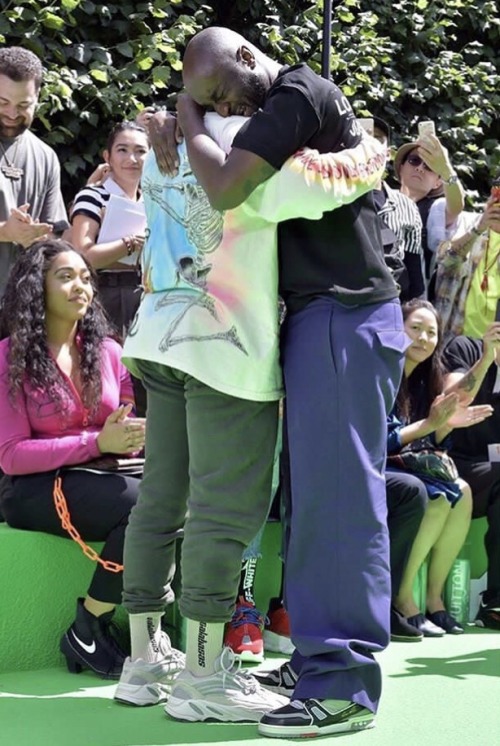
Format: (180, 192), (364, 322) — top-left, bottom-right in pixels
(1, 627), (499, 746)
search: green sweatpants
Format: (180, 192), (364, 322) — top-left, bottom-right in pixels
(122, 360), (279, 622)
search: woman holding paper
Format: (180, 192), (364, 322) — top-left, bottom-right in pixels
(70, 121), (149, 340)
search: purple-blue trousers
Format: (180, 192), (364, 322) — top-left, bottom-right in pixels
(282, 297), (406, 713)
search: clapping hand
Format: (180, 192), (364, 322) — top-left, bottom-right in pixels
(427, 392), (460, 431)
(7, 204), (52, 247)
(97, 404), (146, 454)
(446, 404), (493, 429)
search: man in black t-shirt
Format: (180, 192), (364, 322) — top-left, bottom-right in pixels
(176, 27), (406, 738)
(442, 327), (500, 629)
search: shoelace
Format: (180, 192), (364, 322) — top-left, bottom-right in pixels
(230, 604), (265, 629)
(158, 632), (186, 667)
(219, 646), (259, 695)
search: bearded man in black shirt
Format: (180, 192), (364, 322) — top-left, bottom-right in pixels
(175, 26), (407, 738)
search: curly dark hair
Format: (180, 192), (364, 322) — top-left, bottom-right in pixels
(0, 239), (113, 417)
(0, 47), (43, 92)
(396, 298), (445, 422)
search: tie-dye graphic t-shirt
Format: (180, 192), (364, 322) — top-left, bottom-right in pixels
(122, 114), (385, 401)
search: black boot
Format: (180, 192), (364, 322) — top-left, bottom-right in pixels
(60, 598), (126, 679)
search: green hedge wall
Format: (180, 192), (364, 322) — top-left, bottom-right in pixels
(1, 0), (498, 206)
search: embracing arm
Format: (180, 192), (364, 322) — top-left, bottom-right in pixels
(243, 135), (386, 223)
(176, 94), (279, 210)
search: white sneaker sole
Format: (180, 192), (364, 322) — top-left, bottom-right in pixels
(165, 695), (273, 722)
(114, 681), (170, 706)
(263, 630), (295, 655)
(258, 713), (375, 737)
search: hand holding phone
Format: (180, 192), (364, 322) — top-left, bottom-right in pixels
(418, 121), (436, 139)
(491, 182), (500, 204)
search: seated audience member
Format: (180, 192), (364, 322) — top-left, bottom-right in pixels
(372, 117), (425, 302)
(434, 187), (500, 345)
(0, 239), (146, 679)
(393, 132), (464, 294)
(71, 121), (150, 414)
(387, 300), (491, 636)
(442, 324), (500, 628)
(70, 121), (149, 336)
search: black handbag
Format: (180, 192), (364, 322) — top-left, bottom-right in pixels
(387, 447), (458, 483)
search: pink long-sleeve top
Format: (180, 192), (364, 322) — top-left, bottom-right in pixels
(0, 337), (134, 475)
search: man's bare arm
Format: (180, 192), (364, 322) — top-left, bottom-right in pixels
(177, 93), (275, 211)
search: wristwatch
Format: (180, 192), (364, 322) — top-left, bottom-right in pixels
(443, 172), (459, 185)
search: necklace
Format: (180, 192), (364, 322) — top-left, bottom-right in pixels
(0, 138), (24, 180)
(480, 233), (499, 292)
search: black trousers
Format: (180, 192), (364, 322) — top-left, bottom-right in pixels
(0, 469), (140, 604)
(453, 458), (500, 594)
(386, 470), (428, 597)
(98, 277), (147, 417)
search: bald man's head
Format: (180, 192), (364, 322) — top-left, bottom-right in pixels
(182, 26), (280, 118)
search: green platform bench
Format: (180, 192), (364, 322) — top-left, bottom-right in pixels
(0, 517), (488, 673)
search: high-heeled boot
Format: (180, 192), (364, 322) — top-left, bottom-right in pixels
(60, 598), (127, 679)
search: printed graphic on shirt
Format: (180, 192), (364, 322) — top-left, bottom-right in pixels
(129, 147), (247, 356)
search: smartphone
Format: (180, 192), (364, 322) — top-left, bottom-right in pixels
(357, 118), (374, 137)
(491, 181), (500, 204)
(418, 121), (436, 138)
(495, 298), (500, 322)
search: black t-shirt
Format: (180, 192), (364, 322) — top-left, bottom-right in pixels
(233, 64), (398, 313)
(442, 336), (500, 462)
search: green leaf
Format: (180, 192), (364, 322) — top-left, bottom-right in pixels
(41, 12), (65, 29)
(117, 42), (134, 58)
(90, 68), (109, 82)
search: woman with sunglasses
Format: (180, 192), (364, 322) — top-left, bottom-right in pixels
(394, 132), (464, 294)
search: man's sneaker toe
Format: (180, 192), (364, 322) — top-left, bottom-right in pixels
(258, 699), (375, 738)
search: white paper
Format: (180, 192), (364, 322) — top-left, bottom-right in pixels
(488, 444), (500, 462)
(98, 194), (146, 266)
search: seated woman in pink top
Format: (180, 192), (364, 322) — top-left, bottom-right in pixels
(0, 239), (146, 680)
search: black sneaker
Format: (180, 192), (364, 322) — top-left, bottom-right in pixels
(258, 699), (375, 738)
(254, 661), (298, 697)
(475, 592), (500, 630)
(60, 598), (126, 679)
(390, 607), (423, 642)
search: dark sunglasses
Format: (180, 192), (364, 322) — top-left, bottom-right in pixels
(405, 154), (433, 172)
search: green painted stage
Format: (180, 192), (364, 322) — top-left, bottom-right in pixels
(1, 627), (499, 746)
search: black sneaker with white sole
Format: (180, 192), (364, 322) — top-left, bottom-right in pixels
(390, 607), (423, 642)
(60, 597), (126, 679)
(254, 660), (298, 697)
(475, 592), (500, 630)
(258, 698), (375, 738)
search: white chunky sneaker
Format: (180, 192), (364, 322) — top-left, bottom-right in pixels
(114, 638), (185, 706)
(164, 646), (289, 722)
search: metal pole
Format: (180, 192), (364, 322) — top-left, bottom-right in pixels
(321, 0), (333, 79)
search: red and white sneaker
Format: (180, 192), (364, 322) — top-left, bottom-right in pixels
(224, 597), (264, 663)
(263, 604), (295, 656)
